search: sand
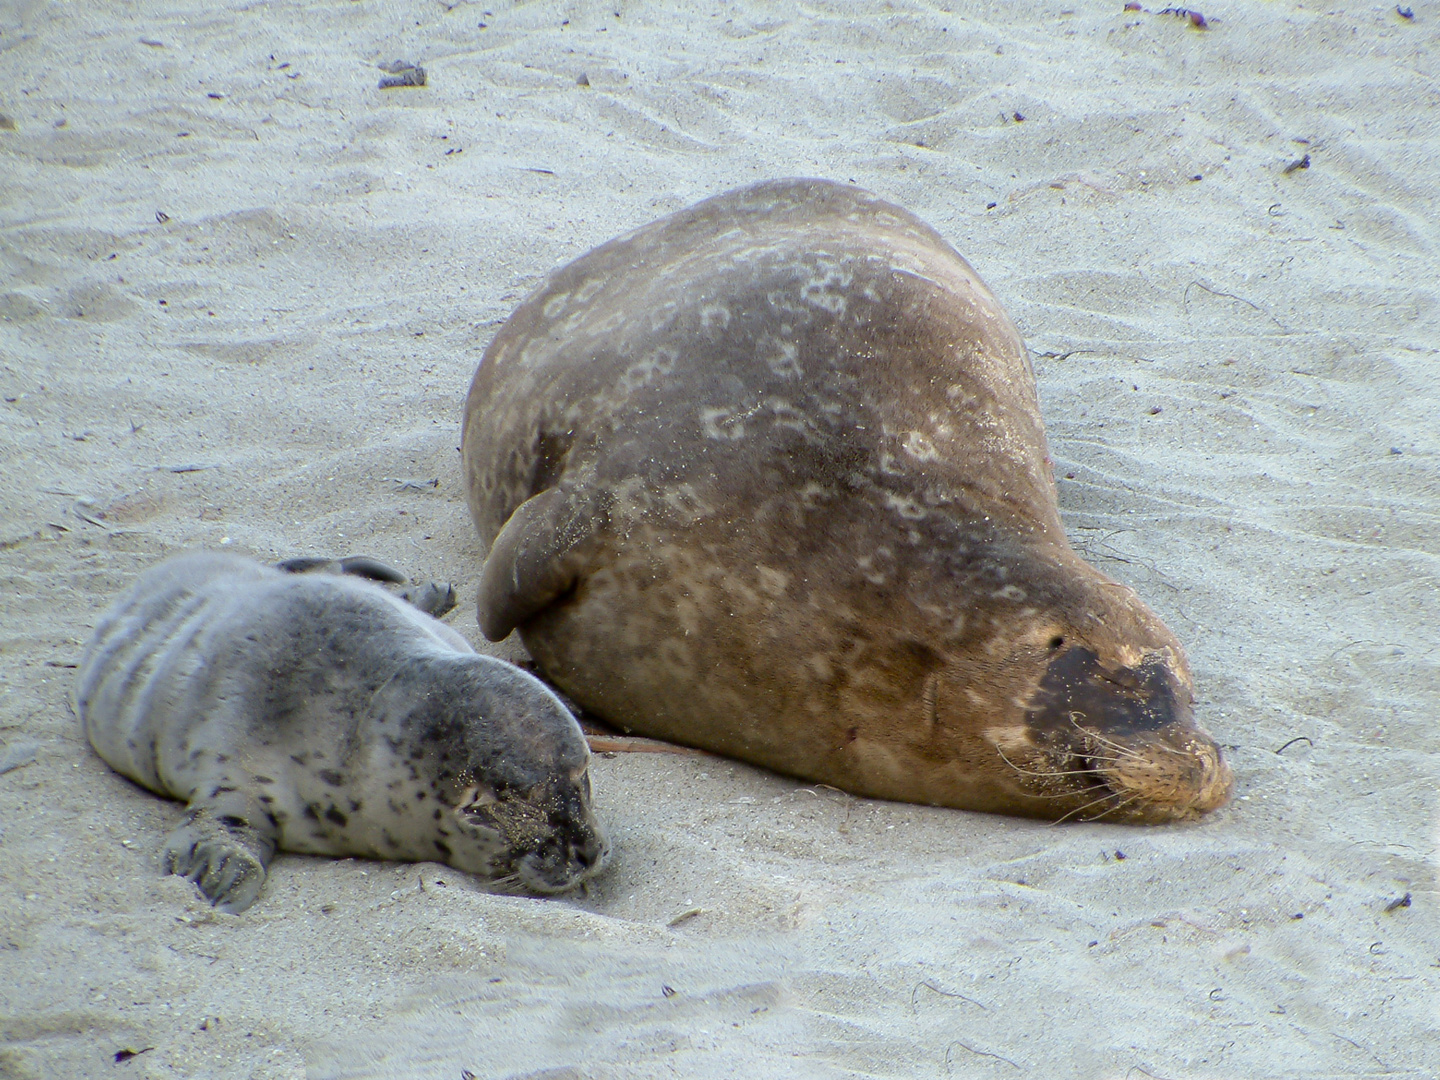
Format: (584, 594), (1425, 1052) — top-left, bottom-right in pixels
(1, 1), (1436, 1077)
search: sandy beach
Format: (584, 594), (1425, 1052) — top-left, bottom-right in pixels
(1, 1), (1436, 1077)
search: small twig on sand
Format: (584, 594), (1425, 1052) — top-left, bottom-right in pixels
(1123, 3), (1207, 29)
(383, 477), (439, 491)
(945, 1040), (1021, 1072)
(1183, 281), (1290, 331)
(1124, 1067), (1179, 1080)
(667, 907), (704, 927)
(72, 499), (109, 529)
(911, 980), (988, 1012)
(586, 735), (710, 757)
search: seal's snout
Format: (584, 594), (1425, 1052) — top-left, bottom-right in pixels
(1082, 725), (1234, 822)
(1017, 644), (1234, 822)
(519, 822), (610, 893)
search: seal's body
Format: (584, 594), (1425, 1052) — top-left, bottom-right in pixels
(461, 178), (1232, 823)
(76, 551), (607, 913)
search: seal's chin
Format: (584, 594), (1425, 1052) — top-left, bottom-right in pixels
(992, 643), (1234, 822)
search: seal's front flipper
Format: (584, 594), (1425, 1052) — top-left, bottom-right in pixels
(280, 556), (458, 618)
(161, 805), (278, 914)
(399, 580), (458, 619)
(277, 555), (407, 584)
(478, 486), (606, 641)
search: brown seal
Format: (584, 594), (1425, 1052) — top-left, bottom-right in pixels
(460, 178), (1232, 823)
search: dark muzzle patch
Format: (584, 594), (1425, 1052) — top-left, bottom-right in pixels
(1025, 646), (1185, 737)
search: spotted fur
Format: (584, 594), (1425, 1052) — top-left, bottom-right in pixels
(76, 551), (607, 913)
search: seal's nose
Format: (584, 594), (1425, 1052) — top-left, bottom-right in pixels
(1191, 741), (1234, 812)
(573, 831), (609, 872)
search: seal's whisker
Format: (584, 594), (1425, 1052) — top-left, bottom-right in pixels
(1077, 732), (1146, 762)
(994, 749), (1131, 812)
(486, 872), (524, 894)
(1052, 795), (1121, 825)
(1067, 718), (1152, 763)
(995, 745), (1136, 778)
(1076, 751), (1141, 768)
(1087, 792), (1146, 822)
(1004, 761), (1117, 780)
(994, 746), (1106, 781)
(1143, 741), (1193, 760)
(1072, 715), (1193, 763)
(1050, 786), (1126, 826)
(1008, 780), (1115, 802)
(1025, 787), (1114, 802)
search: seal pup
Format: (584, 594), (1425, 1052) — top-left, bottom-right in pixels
(75, 551), (608, 913)
(461, 177), (1233, 823)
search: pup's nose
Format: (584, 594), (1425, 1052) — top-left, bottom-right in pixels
(573, 832), (609, 871)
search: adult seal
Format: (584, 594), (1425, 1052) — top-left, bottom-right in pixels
(75, 551), (608, 913)
(460, 178), (1233, 823)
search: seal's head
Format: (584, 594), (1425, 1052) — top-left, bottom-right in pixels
(894, 547), (1233, 823)
(449, 764), (608, 894)
(979, 645), (1231, 824)
(381, 655), (609, 892)
(1003, 640), (1229, 823)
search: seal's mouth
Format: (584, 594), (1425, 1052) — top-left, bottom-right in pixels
(476, 828), (609, 895)
(1084, 727), (1233, 822)
(989, 729), (1232, 824)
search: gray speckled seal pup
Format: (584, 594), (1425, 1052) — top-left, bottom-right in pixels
(75, 551), (608, 913)
(461, 177), (1233, 824)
